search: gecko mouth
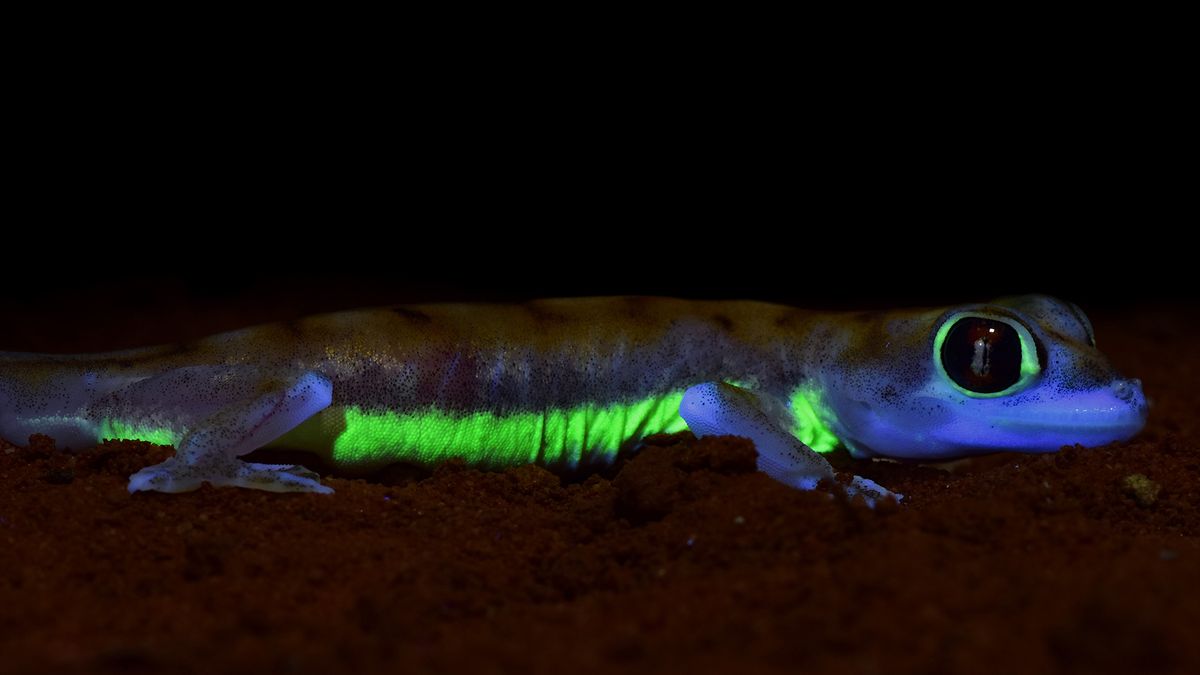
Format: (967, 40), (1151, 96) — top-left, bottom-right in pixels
(996, 404), (1147, 433)
(1002, 381), (1147, 434)
(994, 416), (1146, 446)
(973, 396), (1148, 451)
(893, 382), (1149, 458)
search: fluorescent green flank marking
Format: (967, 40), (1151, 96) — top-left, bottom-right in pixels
(98, 420), (180, 447)
(98, 386), (840, 471)
(788, 387), (840, 454)
(278, 392), (693, 472)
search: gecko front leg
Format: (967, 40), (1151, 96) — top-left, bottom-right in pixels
(87, 366), (335, 494)
(680, 382), (901, 507)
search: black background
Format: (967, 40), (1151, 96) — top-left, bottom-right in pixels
(4, 65), (1192, 351)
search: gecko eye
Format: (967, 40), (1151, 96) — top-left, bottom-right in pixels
(935, 314), (1042, 397)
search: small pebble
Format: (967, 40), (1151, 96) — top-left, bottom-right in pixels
(1122, 474), (1162, 507)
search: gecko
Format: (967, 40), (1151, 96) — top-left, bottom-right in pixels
(0, 296), (1147, 505)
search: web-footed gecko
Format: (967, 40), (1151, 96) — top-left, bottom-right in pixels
(0, 296), (1147, 505)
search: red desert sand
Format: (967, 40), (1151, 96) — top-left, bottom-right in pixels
(1, 303), (1197, 675)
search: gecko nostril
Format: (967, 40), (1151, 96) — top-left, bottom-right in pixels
(1111, 378), (1142, 403)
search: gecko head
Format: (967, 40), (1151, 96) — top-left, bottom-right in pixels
(823, 295), (1147, 459)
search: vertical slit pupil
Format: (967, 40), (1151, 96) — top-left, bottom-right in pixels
(971, 338), (990, 376)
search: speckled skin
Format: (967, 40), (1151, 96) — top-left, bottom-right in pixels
(1, 299), (804, 411)
(0, 299), (833, 448)
(0, 296), (1147, 495)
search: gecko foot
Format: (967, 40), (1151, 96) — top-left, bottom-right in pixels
(680, 382), (903, 509)
(233, 462), (335, 494)
(128, 457), (203, 493)
(128, 457), (334, 494)
(843, 475), (902, 508)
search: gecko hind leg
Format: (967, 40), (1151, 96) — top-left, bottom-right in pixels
(679, 382), (901, 507)
(122, 370), (335, 494)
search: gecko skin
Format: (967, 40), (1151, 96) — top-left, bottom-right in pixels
(0, 296), (1146, 504)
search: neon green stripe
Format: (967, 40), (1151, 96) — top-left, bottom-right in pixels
(269, 392), (690, 471)
(332, 395), (688, 469)
(99, 385), (838, 470)
(788, 386), (839, 454)
(97, 419), (181, 447)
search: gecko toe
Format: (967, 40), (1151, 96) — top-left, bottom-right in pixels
(232, 462), (334, 494)
(128, 458), (204, 494)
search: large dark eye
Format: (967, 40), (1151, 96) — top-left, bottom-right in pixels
(940, 318), (1025, 394)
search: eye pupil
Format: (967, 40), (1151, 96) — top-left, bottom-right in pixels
(971, 338), (990, 376)
(941, 318), (1024, 394)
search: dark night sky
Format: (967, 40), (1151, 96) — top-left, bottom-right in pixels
(7, 222), (1191, 306)
(6, 189), (1192, 319)
(5, 79), (1191, 352)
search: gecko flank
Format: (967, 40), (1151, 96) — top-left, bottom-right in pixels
(0, 296), (1147, 504)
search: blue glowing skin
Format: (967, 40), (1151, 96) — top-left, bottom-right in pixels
(811, 295), (1147, 459)
(0, 295), (1146, 498)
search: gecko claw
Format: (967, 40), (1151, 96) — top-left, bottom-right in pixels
(843, 475), (902, 508)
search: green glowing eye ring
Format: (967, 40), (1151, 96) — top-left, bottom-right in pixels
(932, 312), (1042, 398)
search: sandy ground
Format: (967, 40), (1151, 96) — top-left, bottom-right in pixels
(1, 302), (1197, 675)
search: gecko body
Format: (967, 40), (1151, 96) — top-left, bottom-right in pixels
(0, 296), (1147, 503)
